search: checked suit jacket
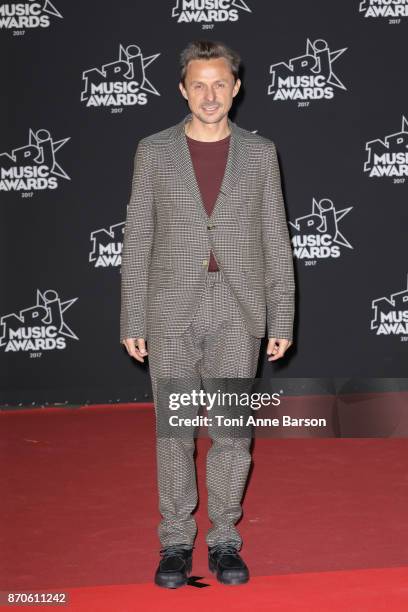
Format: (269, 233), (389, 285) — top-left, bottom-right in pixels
(120, 112), (295, 343)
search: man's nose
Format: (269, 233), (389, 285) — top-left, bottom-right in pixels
(205, 88), (216, 101)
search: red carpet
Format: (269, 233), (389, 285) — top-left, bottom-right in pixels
(3, 568), (407, 611)
(2, 404), (408, 610)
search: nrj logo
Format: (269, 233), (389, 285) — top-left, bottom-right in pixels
(364, 116), (408, 178)
(0, 289), (79, 353)
(267, 38), (347, 101)
(89, 222), (124, 268)
(81, 44), (160, 108)
(0, 0), (62, 29)
(0, 129), (70, 192)
(359, 0), (408, 18)
(289, 198), (353, 260)
(171, 0), (251, 23)
(371, 276), (408, 336)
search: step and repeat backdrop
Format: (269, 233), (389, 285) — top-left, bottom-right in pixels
(1, 1), (407, 407)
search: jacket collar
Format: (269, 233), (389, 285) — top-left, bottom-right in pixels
(170, 112), (248, 223)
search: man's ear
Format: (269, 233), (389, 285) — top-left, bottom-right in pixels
(179, 81), (188, 100)
(233, 78), (241, 97)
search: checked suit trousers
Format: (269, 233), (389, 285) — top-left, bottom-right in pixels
(147, 270), (261, 550)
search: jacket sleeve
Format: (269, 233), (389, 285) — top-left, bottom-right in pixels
(120, 139), (154, 342)
(262, 142), (295, 341)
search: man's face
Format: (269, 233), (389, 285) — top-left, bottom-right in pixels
(179, 57), (241, 125)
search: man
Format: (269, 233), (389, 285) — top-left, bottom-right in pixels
(120, 40), (295, 588)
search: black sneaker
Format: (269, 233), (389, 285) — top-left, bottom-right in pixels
(208, 542), (249, 585)
(154, 544), (193, 588)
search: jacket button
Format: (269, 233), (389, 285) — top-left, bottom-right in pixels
(207, 224), (215, 230)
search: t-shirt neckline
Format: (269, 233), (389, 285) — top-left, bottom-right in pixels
(185, 133), (231, 146)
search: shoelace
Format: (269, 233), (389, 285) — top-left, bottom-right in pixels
(160, 544), (193, 558)
(210, 542), (239, 556)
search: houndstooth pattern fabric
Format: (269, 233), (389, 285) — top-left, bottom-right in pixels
(147, 271), (261, 549)
(120, 112), (295, 342)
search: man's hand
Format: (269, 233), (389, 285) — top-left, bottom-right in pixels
(266, 338), (293, 362)
(122, 338), (148, 363)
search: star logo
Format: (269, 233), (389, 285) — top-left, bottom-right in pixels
(290, 198), (353, 249)
(41, 0), (63, 19)
(28, 129), (70, 180)
(35, 289), (78, 340)
(268, 38), (347, 95)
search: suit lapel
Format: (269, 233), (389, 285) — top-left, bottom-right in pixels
(171, 112), (248, 223)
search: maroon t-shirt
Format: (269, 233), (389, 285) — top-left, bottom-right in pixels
(186, 133), (230, 272)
